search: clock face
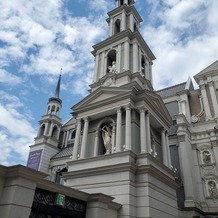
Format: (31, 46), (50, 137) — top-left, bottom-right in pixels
(104, 77), (113, 86)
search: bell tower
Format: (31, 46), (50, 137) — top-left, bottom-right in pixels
(91, 0), (155, 90)
(58, 1), (178, 218)
(27, 75), (62, 173)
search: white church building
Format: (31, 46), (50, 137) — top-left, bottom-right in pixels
(1, 0), (218, 217)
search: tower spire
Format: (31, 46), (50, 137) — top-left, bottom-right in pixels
(54, 70), (62, 98)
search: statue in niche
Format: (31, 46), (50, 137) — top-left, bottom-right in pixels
(202, 150), (212, 164)
(101, 125), (112, 154)
(108, 61), (117, 74)
(208, 181), (217, 197)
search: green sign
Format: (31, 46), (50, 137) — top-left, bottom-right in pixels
(55, 194), (65, 207)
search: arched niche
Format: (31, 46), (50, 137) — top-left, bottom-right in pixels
(114, 19), (121, 34)
(39, 124), (45, 136)
(52, 125), (58, 139)
(71, 129), (76, 140)
(141, 55), (146, 77)
(51, 105), (56, 115)
(96, 117), (115, 155)
(47, 105), (50, 114)
(107, 49), (117, 73)
(134, 23), (138, 32)
(56, 106), (59, 114)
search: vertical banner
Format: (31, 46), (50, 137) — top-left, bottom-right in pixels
(26, 149), (43, 170)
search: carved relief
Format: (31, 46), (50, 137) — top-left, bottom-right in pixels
(203, 174), (218, 198)
(198, 144), (218, 198)
(198, 144), (214, 166)
(202, 150), (212, 164)
(208, 180), (217, 197)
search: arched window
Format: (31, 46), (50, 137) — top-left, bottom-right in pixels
(51, 105), (55, 115)
(134, 23), (138, 32)
(39, 124), (45, 136)
(47, 106), (50, 114)
(114, 19), (121, 34)
(120, 0), (124, 6)
(107, 49), (117, 73)
(52, 126), (58, 138)
(71, 130), (76, 140)
(141, 55), (146, 76)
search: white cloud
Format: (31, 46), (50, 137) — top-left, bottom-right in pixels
(0, 69), (21, 85)
(141, 0), (218, 89)
(0, 91), (36, 165)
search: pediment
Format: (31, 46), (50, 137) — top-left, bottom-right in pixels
(72, 87), (131, 111)
(195, 60), (218, 80)
(137, 90), (172, 126)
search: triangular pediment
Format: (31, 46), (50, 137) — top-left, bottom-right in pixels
(137, 90), (172, 127)
(194, 60), (218, 80)
(72, 87), (131, 111)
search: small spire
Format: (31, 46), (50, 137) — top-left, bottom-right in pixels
(54, 69), (62, 98)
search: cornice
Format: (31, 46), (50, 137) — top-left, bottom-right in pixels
(3, 164), (47, 181)
(63, 162), (137, 179)
(92, 30), (155, 61)
(107, 5), (142, 24)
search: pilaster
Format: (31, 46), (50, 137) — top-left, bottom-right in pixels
(115, 107), (122, 152)
(72, 119), (82, 160)
(80, 117), (89, 158)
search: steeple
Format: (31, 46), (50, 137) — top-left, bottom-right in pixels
(35, 74), (62, 146)
(28, 74), (63, 173)
(54, 74), (61, 98)
(91, 0), (155, 91)
(47, 74), (62, 116)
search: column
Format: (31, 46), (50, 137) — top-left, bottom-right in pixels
(145, 112), (151, 152)
(72, 119), (81, 160)
(145, 58), (149, 80)
(140, 108), (147, 153)
(161, 129), (168, 166)
(138, 48), (142, 72)
(100, 52), (105, 78)
(166, 132), (171, 168)
(116, 107), (122, 152)
(109, 17), (114, 36)
(62, 131), (66, 147)
(121, 12), (126, 31)
(93, 54), (100, 82)
(93, 130), (99, 156)
(133, 43), (138, 73)
(80, 117), (89, 158)
(200, 82), (211, 120)
(44, 122), (49, 135)
(117, 44), (122, 73)
(49, 123), (54, 136)
(124, 41), (130, 71)
(111, 125), (116, 153)
(208, 80), (218, 116)
(57, 127), (61, 141)
(116, 0), (119, 7)
(178, 135), (195, 207)
(130, 14), (134, 32)
(149, 62), (153, 85)
(64, 130), (69, 147)
(125, 105), (132, 150)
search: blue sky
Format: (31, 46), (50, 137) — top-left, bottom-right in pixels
(0, 0), (218, 166)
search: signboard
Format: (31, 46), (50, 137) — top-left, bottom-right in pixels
(26, 149), (43, 170)
(55, 194), (65, 207)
